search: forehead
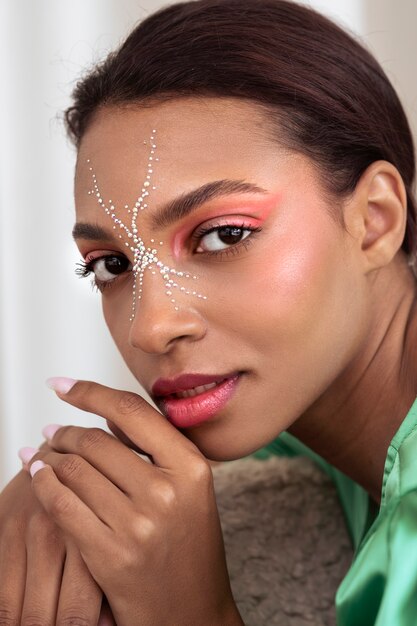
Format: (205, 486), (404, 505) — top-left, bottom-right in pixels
(74, 98), (281, 208)
(77, 96), (272, 159)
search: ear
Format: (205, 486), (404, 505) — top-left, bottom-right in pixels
(343, 160), (407, 273)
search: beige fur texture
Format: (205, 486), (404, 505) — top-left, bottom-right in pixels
(212, 456), (353, 626)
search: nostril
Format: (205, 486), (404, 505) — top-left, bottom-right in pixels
(171, 334), (189, 342)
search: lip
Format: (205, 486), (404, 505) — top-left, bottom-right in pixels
(151, 372), (239, 397)
(154, 373), (242, 428)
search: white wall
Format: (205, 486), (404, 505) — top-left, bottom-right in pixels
(364, 0), (417, 137)
(1, 0), (416, 488)
(0, 0), (160, 488)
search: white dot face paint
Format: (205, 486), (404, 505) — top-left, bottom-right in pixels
(86, 130), (207, 321)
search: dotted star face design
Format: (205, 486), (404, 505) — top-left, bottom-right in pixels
(86, 130), (207, 321)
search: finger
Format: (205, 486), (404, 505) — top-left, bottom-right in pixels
(106, 419), (154, 463)
(0, 519), (26, 625)
(21, 512), (65, 626)
(30, 449), (130, 524)
(57, 541), (103, 625)
(30, 461), (111, 560)
(43, 425), (155, 494)
(46, 378), (202, 469)
(18, 446), (40, 472)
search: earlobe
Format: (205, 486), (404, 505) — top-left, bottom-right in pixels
(345, 161), (407, 272)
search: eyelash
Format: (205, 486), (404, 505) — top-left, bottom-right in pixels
(75, 259), (116, 293)
(75, 221), (262, 292)
(191, 221), (262, 256)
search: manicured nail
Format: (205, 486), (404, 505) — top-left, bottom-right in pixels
(30, 460), (46, 477)
(42, 424), (63, 442)
(46, 377), (77, 394)
(18, 447), (39, 465)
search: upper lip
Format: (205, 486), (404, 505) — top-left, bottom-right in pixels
(151, 372), (240, 397)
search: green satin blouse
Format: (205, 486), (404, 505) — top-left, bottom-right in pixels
(251, 397), (417, 625)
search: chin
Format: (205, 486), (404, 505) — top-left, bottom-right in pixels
(180, 424), (266, 462)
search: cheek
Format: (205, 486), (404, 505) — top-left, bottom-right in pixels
(102, 295), (131, 356)
(268, 231), (366, 391)
(264, 229), (337, 324)
(219, 213), (358, 357)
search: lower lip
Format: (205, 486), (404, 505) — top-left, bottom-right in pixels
(159, 375), (241, 428)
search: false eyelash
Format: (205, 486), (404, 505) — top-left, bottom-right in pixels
(75, 259), (93, 278)
(191, 223), (263, 259)
(75, 259), (113, 293)
(75, 259), (99, 291)
(74, 223), (262, 293)
(74, 258), (119, 293)
(191, 221), (262, 242)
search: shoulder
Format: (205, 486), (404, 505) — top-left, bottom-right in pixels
(336, 487), (417, 626)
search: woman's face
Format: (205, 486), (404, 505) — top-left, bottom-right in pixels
(74, 98), (368, 460)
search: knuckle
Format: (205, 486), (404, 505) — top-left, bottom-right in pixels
(114, 540), (146, 572)
(117, 392), (145, 417)
(0, 606), (18, 626)
(155, 480), (177, 510)
(1, 516), (24, 543)
(119, 546), (139, 570)
(78, 427), (107, 451)
(57, 454), (83, 482)
(129, 514), (157, 545)
(27, 509), (61, 544)
(189, 456), (213, 485)
(75, 381), (95, 404)
(51, 492), (73, 518)
(58, 615), (94, 626)
(27, 508), (52, 528)
(101, 539), (130, 572)
(52, 425), (72, 443)
(21, 614), (51, 626)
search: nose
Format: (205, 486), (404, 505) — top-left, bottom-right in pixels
(128, 273), (207, 354)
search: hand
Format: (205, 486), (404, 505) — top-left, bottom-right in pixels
(0, 450), (115, 626)
(27, 379), (243, 626)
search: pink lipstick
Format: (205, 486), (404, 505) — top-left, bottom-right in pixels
(152, 372), (241, 428)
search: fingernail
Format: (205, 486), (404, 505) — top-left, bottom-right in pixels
(42, 424), (62, 442)
(30, 460), (46, 477)
(46, 377), (77, 394)
(18, 447), (39, 465)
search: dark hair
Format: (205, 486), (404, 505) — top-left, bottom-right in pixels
(65, 0), (417, 259)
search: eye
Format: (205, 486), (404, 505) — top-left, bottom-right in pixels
(93, 256), (131, 281)
(75, 254), (132, 291)
(195, 225), (257, 253)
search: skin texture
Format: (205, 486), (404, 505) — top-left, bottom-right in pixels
(28, 384), (242, 626)
(0, 446), (107, 626)
(74, 98), (417, 498)
(0, 96), (416, 623)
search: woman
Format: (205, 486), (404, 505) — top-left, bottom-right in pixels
(1, 0), (416, 623)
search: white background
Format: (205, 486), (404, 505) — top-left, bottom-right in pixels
(1, 0), (416, 488)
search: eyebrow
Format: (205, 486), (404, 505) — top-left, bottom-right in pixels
(72, 222), (114, 241)
(72, 179), (267, 241)
(150, 179), (267, 229)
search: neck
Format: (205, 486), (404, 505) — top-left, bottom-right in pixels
(288, 257), (417, 504)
